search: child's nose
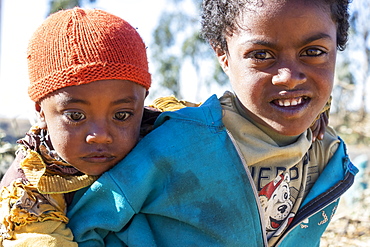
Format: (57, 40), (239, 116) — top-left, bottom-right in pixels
(271, 66), (307, 89)
(86, 124), (113, 144)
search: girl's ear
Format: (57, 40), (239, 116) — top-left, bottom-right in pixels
(35, 103), (47, 129)
(213, 46), (230, 76)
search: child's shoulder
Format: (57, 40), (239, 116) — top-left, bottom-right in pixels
(317, 126), (340, 151)
(311, 125), (340, 164)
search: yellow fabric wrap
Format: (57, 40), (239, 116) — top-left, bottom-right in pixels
(0, 179), (68, 240)
(20, 147), (98, 194)
(0, 145), (97, 243)
(1, 221), (77, 247)
(150, 96), (201, 112)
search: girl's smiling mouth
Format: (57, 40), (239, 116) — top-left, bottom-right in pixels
(272, 96), (310, 107)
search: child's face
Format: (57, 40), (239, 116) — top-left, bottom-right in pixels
(216, 0), (337, 136)
(38, 80), (147, 176)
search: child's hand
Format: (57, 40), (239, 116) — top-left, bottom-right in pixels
(311, 96), (331, 142)
(310, 112), (329, 142)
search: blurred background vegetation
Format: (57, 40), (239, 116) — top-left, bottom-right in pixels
(0, 0), (369, 176)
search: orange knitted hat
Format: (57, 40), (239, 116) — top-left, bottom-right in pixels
(27, 7), (151, 102)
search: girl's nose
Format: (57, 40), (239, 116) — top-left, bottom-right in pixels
(272, 67), (307, 89)
(86, 124), (113, 144)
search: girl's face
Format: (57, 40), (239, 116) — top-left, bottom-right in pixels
(38, 80), (147, 176)
(216, 0), (337, 136)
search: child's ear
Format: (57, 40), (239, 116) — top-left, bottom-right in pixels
(213, 46), (230, 75)
(35, 103), (47, 129)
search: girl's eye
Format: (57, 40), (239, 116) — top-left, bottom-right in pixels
(247, 50), (274, 60)
(114, 111), (132, 121)
(302, 48), (325, 56)
(65, 111), (85, 122)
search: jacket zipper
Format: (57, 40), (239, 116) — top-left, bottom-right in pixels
(226, 130), (269, 247)
(275, 171), (355, 246)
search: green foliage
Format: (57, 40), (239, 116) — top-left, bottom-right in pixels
(158, 55), (182, 96)
(331, 1), (370, 145)
(48, 0), (96, 14)
(0, 131), (17, 179)
(335, 1), (370, 115)
(151, 0), (227, 99)
(152, 11), (186, 97)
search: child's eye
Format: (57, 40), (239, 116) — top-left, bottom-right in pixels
(64, 111), (86, 122)
(247, 50), (274, 60)
(114, 111), (132, 121)
(302, 48), (325, 57)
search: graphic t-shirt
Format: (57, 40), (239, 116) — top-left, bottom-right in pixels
(219, 92), (339, 245)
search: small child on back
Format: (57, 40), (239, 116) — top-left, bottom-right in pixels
(0, 7), (153, 246)
(66, 0), (358, 246)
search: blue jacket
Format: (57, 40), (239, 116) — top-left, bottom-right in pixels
(67, 95), (358, 247)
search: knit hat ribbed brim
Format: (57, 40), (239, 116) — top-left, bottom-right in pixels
(27, 7), (151, 102)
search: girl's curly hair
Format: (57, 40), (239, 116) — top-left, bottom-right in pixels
(201, 0), (350, 52)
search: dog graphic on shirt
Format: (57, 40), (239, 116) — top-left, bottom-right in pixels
(259, 173), (295, 236)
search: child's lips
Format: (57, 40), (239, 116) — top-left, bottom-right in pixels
(268, 94), (311, 118)
(272, 96), (309, 107)
(82, 153), (116, 163)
